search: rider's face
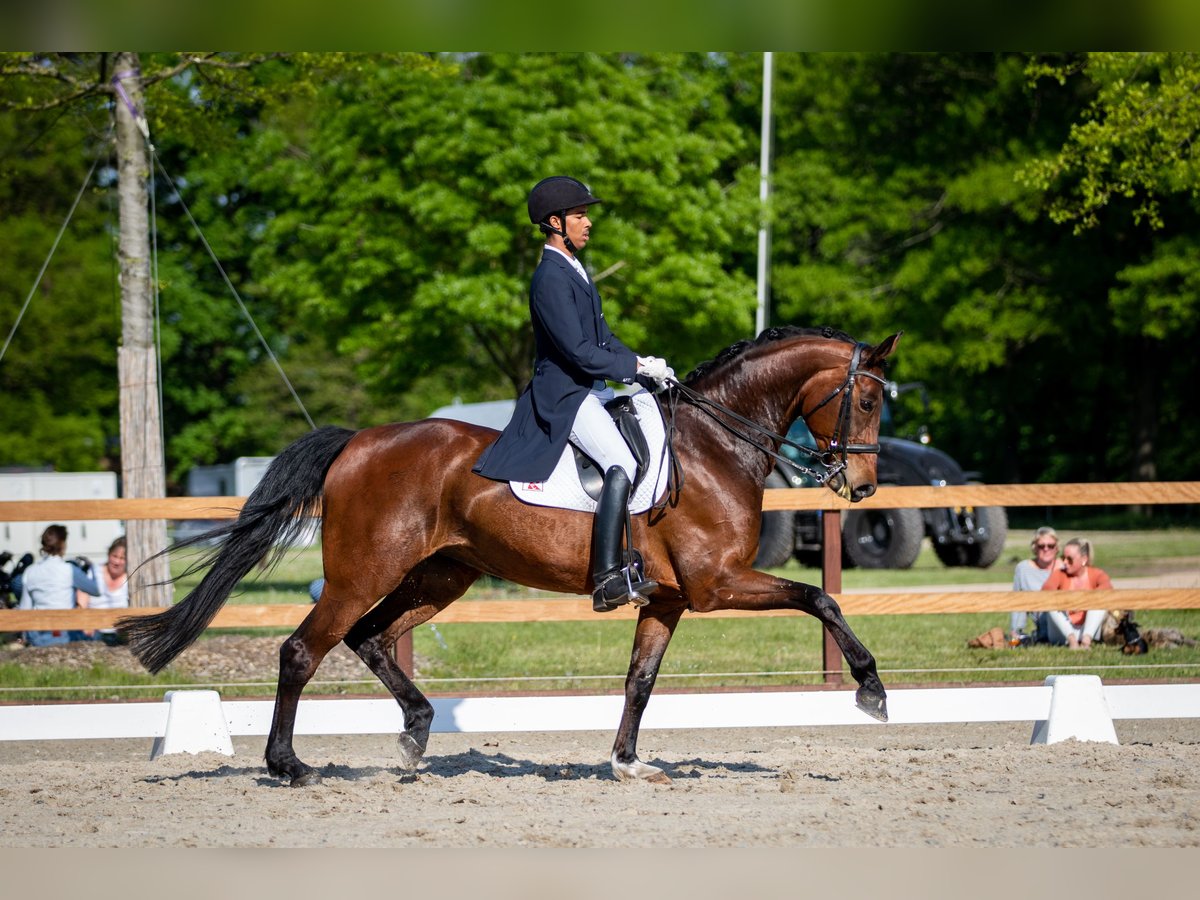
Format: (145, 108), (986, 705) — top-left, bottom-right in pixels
(556, 205), (591, 250)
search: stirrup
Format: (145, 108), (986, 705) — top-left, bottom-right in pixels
(592, 567), (658, 613)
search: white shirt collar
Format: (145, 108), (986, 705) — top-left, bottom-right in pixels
(544, 244), (589, 283)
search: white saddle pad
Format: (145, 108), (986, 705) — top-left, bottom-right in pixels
(509, 390), (669, 514)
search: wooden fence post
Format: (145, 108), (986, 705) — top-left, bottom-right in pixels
(821, 509), (844, 685)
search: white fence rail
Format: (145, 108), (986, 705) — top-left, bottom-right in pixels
(3, 679), (1198, 756)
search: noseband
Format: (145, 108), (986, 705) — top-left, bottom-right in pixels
(665, 342), (885, 487)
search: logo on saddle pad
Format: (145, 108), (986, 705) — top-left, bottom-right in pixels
(511, 390), (669, 514)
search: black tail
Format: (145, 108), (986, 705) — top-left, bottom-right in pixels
(117, 426), (357, 674)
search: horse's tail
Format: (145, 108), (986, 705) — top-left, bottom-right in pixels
(117, 425), (358, 674)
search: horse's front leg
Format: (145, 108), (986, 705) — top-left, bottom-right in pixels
(690, 570), (888, 722)
(611, 604), (685, 784)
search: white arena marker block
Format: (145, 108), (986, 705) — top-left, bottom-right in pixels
(150, 690), (234, 759)
(1030, 675), (1118, 746)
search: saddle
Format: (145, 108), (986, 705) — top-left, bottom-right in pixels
(508, 389), (668, 515)
(572, 395), (650, 501)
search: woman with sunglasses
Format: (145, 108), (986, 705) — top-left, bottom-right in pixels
(1008, 526), (1060, 646)
(1041, 537), (1113, 649)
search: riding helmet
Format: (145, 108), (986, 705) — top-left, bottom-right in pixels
(527, 176), (601, 226)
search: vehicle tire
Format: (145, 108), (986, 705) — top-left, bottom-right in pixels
(964, 501), (1008, 568)
(932, 537), (968, 567)
(931, 488), (1009, 568)
(794, 548), (823, 569)
(754, 471), (795, 569)
(842, 506), (924, 569)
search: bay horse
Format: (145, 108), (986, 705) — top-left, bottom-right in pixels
(119, 326), (900, 786)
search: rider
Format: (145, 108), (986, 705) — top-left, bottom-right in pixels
(473, 176), (673, 612)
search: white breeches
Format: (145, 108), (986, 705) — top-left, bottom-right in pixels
(570, 392), (636, 481)
(1046, 609), (1107, 644)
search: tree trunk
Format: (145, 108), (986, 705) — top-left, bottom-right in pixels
(1129, 335), (1159, 519)
(114, 52), (173, 606)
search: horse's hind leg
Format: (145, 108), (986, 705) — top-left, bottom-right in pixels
(342, 556), (480, 771)
(265, 604), (364, 786)
(611, 604), (685, 783)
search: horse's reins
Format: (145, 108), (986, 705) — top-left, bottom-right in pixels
(649, 342), (886, 515)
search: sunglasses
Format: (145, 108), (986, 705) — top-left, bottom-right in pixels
(1062, 555), (1081, 564)
(1034, 542), (1057, 550)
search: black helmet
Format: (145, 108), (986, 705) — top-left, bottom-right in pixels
(527, 176), (601, 226)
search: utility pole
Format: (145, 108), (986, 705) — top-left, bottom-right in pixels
(113, 52), (172, 606)
(754, 51), (774, 338)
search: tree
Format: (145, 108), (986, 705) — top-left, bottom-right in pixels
(1019, 53), (1200, 484)
(751, 54), (1083, 481)
(200, 53), (758, 413)
(1019, 52), (1200, 232)
(7, 51), (1198, 507)
(741, 53), (1200, 486)
(1, 52), (294, 602)
(0, 86), (116, 471)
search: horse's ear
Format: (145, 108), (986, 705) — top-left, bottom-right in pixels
(863, 332), (902, 369)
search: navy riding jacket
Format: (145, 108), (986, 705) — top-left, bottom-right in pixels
(472, 249), (638, 482)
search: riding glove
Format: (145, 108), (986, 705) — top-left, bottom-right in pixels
(637, 356), (674, 384)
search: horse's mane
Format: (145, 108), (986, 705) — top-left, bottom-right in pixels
(683, 325), (856, 385)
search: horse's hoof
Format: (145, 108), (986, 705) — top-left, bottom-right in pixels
(290, 769), (322, 787)
(396, 732), (426, 771)
(856, 689), (889, 723)
(611, 752), (672, 784)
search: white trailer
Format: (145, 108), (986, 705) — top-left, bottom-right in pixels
(179, 457), (317, 546)
(185, 456), (275, 498)
(0, 471), (123, 561)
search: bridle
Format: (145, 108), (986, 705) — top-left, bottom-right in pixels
(797, 341), (888, 477)
(662, 342), (886, 488)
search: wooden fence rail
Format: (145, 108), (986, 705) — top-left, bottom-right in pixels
(3, 587), (1199, 634)
(3, 483), (1198, 682)
(2, 480), (1198, 521)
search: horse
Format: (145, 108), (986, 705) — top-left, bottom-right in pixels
(119, 326), (901, 786)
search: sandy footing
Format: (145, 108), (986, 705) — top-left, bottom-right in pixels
(1, 719), (1197, 847)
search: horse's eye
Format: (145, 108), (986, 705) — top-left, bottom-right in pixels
(859, 398), (876, 413)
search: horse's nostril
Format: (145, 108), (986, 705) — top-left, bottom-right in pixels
(853, 483), (877, 501)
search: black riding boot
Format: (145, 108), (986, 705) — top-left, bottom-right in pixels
(591, 467), (658, 613)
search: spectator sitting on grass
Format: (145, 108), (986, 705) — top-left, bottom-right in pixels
(1041, 537), (1112, 650)
(1008, 525), (1059, 646)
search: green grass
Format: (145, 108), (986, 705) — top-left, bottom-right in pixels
(0, 659), (180, 702)
(411, 610), (1200, 694)
(171, 542), (326, 606)
(3, 528), (1198, 700)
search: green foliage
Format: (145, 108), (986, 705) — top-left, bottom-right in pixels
(2, 52), (1200, 488)
(756, 53), (1200, 484)
(1020, 52), (1200, 232)
(232, 52), (758, 402)
(1109, 235), (1200, 340)
(0, 61), (118, 470)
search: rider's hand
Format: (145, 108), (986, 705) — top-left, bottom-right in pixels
(637, 356), (674, 392)
(637, 356), (670, 382)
